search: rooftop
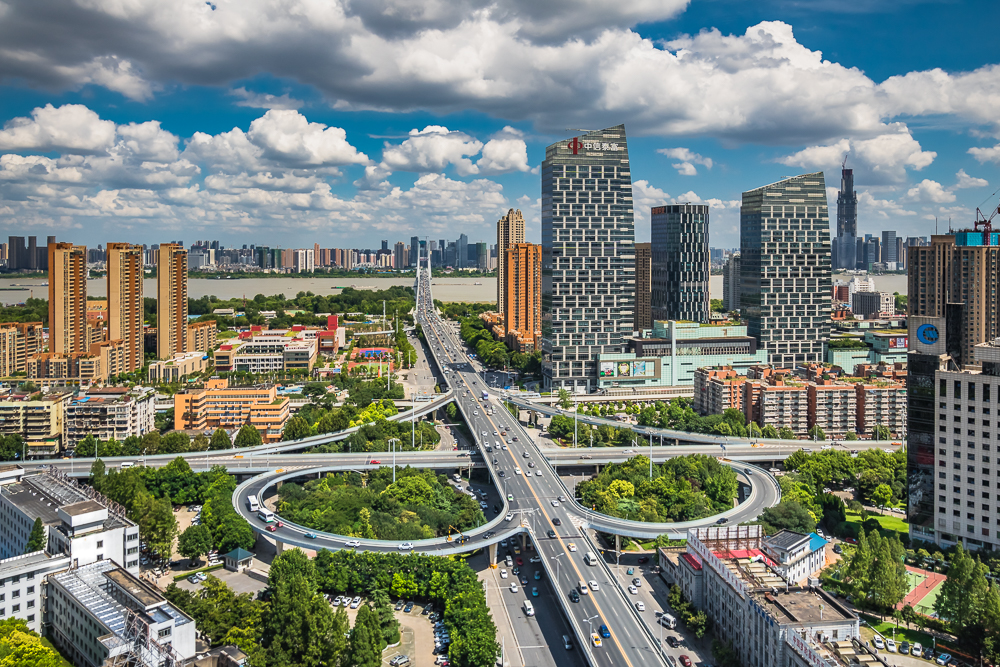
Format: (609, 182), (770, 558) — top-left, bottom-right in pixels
(755, 588), (855, 625)
(61, 499), (105, 516)
(105, 567), (165, 608)
(764, 530), (810, 551)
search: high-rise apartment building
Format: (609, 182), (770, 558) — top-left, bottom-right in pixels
(106, 243), (144, 372)
(740, 173), (832, 365)
(410, 236), (420, 267)
(496, 208), (525, 315)
(48, 243), (88, 355)
(541, 125), (635, 393)
(157, 243), (188, 360)
(502, 243), (542, 352)
(457, 234), (468, 269)
(634, 242), (652, 331)
(908, 233), (1000, 368)
(834, 165), (858, 270)
(651, 204), (710, 323)
(722, 252), (741, 312)
(394, 242), (406, 270)
(476, 242), (488, 271)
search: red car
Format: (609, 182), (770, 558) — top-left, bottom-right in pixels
(679, 657), (691, 667)
(371, 460), (381, 464)
(516, 557), (523, 566)
(637, 556), (650, 564)
(266, 524), (277, 532)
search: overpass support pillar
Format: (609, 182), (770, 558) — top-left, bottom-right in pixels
(489, 542), (498, 567)
(275, 539), (285, 555)
(519, 533), (526, 552)
(615, 534), (620, 558)
(276, 481), (283, 491)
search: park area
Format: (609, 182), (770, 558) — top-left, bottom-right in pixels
(899, 566), (947, 617)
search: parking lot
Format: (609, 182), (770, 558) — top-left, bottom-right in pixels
(174, 566), (269, 596)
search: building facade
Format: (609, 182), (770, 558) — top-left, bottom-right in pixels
(174, 378), (290, 442)
(64, 387), (155, 450)
(651, 204), (710, 323)
(0, 392), (70, 457)
(721, 252), (741, 313)
(156, 243), (188, 360)
(106, 243), (144, 373)
(740, 173), (832, 366)
(541, 125), (635, 393)
(634, 242), (652, 331)
(693, 367), (746, 416)
(496, 208), (525, 316)
(833, 166), (858, 270)
(502, 243), (542, 353)
(48, 243), (89, 355)
(187, 320), (218, 353)
(148, 351), (210, 383)
(0, 322), (43, 377)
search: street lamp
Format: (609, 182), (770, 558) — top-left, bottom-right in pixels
(551, 552), (564, 581)
(388, 438), (400, 483)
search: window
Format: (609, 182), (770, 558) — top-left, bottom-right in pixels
(26, 587), (32, 595)
(25, 614), (32, 623)
(11, 604), (18, 613)
(158, 628), (172, 639)
(12, 590), (20, 599)
(97, 541), (103, 548)
(26, 600), (33, 609)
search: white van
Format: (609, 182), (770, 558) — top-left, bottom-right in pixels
(505, 555), (513, 568)
(523, 600), (534, 616)
(578, 581), (589, 595)
(584, 552), (598, 566)
(120, 462), (134, 469)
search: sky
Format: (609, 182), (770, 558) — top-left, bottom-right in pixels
(0, 0), (999, 251)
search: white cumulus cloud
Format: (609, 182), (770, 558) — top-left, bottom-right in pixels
(969, 143), (1000, 164)
(246, 110), (369, 167)
(476, 127), (529, 175)
(955, 169), (989, 189)
(0, 104), (116, 153)
(656, 147), (713, 176)
(380, 126), (483, 176)
(907, 179), (956, 204)
(229, 88), (304, 110)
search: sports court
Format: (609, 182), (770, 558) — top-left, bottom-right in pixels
(898, 565), (946, 616)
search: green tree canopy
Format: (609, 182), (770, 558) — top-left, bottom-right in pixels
(234, 424), (262, 448)
(24, 517), (45, 553)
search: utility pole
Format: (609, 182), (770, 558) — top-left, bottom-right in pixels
(388, 438), (400, 483)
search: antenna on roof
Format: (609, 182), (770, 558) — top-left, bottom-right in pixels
(565, 129), (594, 133)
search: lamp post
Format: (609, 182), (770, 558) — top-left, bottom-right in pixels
(552, 552), (563, 582)
(388, 438), (400, 483)
(573, 394), (578, 449)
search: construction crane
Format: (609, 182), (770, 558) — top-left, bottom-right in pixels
(973, 201), (1000, 245)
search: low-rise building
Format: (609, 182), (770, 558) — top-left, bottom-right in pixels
(855, 380), (906, 437)
(27, 338), (127, 385)
(597, 320), (767, 391)
(693, 367), (746, 416)
(64, 386), (155, 451)
(0, 392), (71, 456)
(0, 549), (71, 633)
(761, 530), (827, 584)
(174, 378), (289, 443)
(685, 526), (858, 667)
(148, 351), (210, 383)
(0, 469), (139, 571)
(47, 560), (196, 667)
(214, 337), (317, 374)
(808, 381), (857, 437)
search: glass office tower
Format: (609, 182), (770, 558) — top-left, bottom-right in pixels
(541, 125), (635, 393)
(651, 204), (711, 323)
(740, 172), (832, 365)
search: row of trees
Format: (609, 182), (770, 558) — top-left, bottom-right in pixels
(783, 447), (907, 509)
(91, 458), (254, 560)
(842, 527), (910, 610)
(667, 585), (709, 638)
(276, 467), (484, 540)
(446, 305), (541, 376)
(165, 546), (497, 667)
(0, 618), (65, 666)
(933, 543), (1000, 661)
(74, 428), (240, 457)
(577, 454), (739, 523)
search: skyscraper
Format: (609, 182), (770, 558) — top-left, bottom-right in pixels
(409, 236), (419, 267)
(7, 237), (25, 271)
(393, 242), (406, 270)
(48, 243), (88, 355)
(881, 230), (898, 264)
(107, 243), (144, 372)
(633, 242), (652, 332)
(457, 234), (468, 269)
(833, 166), (858, 270)
(541, 124), (634, 393)
(740, 172), (832, 365)
(650, 204), (710, 323)
(722, 252), (741, 313)
(157, 243), (188, 360)
(476, 242), (488, 271)
(503, 243), (542, 351)
(496, 208), (525, 316)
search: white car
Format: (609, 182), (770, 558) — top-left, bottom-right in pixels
(885, 639), (897, 653)
(509, 583), (518, 593)
(515, 467), (522, 475)
(398, 542), (414, 550)
(344, 540), (361, 548)
(635, 601), (645, 612)
(506, 512), (514, 521)
(500, 569), (508, 579)
(350, 596), (361, 609)
(529, 556), (541, 563)
(535, 471), (542, 476)
(568, 543), (577, 552)
(551, 500), (560, 507)
(872, 636), (884, 650)
(912, 643), (923, 657)
(628, 585), (638, 594)
(588, 580), (599, 591)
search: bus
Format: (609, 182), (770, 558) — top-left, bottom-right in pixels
(482, 390), (489, 401)
(247, 495), (260, 512)
(258, 509), (276, 524)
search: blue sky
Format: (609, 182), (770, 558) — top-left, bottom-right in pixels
(0, 0), (998, 250)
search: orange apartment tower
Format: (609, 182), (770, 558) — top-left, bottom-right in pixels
(107, 243), (144, 372)
(48, 243), (88, 355)
(496, 208), (525, 316)
(503, 243), (542, 351)
(157, 243), (188, 360)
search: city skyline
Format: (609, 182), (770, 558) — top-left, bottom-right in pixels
(0, 3), (997, 249)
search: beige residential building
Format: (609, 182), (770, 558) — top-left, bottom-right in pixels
(752, 382), (810, 433)
(157, 243), (188, 359)
(187, 320), (218, 352)
(693, 366), (745, 416)
(502, 243), (542, 353)
(856, 381), (906, 437)
(48, 243), (88, 355)
(106, 243), (145, 372)
(174, 378), (289, 443)
(496, 208), (525, 316)
(0, 392), (71, 456)
(808, 382), (857, 436)
(0, 322), (43, 377)
(148, 351), (210, 383)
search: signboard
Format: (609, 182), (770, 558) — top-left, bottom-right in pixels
(787, 632), (827, 667)
(909, 316), (945, 356)
(888, 337), (907, 349)
(599, 361), (616, 377)
(631, 360), (654, 377)
(617, 361), (631, 377)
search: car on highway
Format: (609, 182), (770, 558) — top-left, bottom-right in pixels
(568, 543), (577, 552)
(547, 529), (556, 538)
(591, 633), (602, 647)
(305, 533), (318, 539)
(535, 471), (542, 476)
(344, 540), (361, 548)
(569, 590), (580, 602)
(632, 577), (642, 587)
(500, 569), (508, 578)
(531, 587), (538, 597)
(716, 517), (729, 524)
(507, 493), (513, 501)
(666, 636), (679, 648)
(534, 570), (542, 580)
(628, 585), (638, 594)
(505, 512), (514, 521)
(398, 542), (414, 550)
(558, 495), (567, 502)
(635, 601), (645, 611)
(371, 460), (381, 464)
(266, 523), (279, 532)
(551, 500), (560, 507)
(588, 580), (599, 591)
(552, 518), (561, 526)
(679, 656), (692, 667)
(509, 583), (518, 593)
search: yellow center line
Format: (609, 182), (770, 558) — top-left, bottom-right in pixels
(427, 315), (640, 667)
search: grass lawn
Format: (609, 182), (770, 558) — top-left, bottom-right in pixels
(838, 510), (909, 539)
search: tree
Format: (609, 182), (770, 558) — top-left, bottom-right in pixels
(282, 415), (312, 441)
(178, 524), (213, 565)
(872, 424), (891, 440)
(135, 492), (178, 560)
(807, 425), (826, 441)
(872, 484), (893, 512)
(234, 423), (262, 448)
(372, 589), (401, 646)
(845, 431), (858, 441)
(557, 387), (572, 410)
(0, 617), (65, 667)
(777, 426), (797, 440)
(209, 428), (232, 450)
(24, 517), (45, 553)
(348, 605), (382, 667)
(191, 432), (210, 451)
(761, 424), (778, 439)
(759, 501), (816, 534)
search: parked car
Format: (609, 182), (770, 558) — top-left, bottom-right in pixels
(935, 654), (952, 666)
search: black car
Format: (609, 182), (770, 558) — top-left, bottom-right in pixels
(666, 636), (679, 648)
(421, 607), (431, 615)
(569, 590), (580, 603)
(404, 602), (414, 613)
(716, 517), (729, 524)
(499, 471), (505, 477)
(637, 556), (650, 564)
(547, 530), (556, 538)
(552, 518), (562, 526)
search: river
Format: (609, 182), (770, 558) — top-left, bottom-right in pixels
(0, 272), (907, 306)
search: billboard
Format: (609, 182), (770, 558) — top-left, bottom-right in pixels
(631, 360), (655, 377)
(617, 361), (631, 377)
(599, 361), (616, 377)
(888, 336), (907, 349)
(909, 316), (945, 356)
